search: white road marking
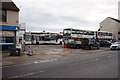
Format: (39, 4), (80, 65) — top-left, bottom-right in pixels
(9, 71), (45, 78)
(90, 60), (94, 61)
(3, 59), (58, 68)
(33, 59), (57, 64)
(95, 59), (99, 61)
(108, 55), (118, 58)
(68, 58), (101, 67)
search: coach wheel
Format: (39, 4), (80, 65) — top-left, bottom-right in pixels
(60, 41), (62, 45)
(36, 42), (39, 45)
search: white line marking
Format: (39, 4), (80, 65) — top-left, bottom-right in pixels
(95, 59), (99, 61)
(3, 59), (58, 68)
(108, 55), (117, 58)
(9, 71), (45, 78)
(90, 60), (94, 61)
(33, 59), (57, 64)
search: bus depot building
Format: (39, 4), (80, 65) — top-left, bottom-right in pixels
(100, 17), (120, 40)
(0, 1), (20, 52)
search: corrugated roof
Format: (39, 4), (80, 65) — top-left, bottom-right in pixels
(2, 2), (19, 11)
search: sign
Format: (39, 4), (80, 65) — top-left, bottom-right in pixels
(0, 25), (20, 31)
(0, 31), (15, 37)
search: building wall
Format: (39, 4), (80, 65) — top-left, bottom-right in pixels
(118, 23), (120, 32)
(118, 23), (120, 40)
(2, 10), (19, 26)
(100, 18), (119, 40)
(118, 1), (120, 20)
(118, 1), (120, 39)
(1, 10), (19, 51)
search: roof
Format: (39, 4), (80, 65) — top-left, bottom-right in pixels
(100, 17), (120, 25)
(2, 2), (19, 11)
(109, 17), (120, 23)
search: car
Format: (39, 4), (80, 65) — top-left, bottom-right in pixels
(110, 42), (120, 50)
(111, 40), (120, 44)
(81, 38), (100, 50)
(67, 41), (82, 49)
(99, 40), (112, 47)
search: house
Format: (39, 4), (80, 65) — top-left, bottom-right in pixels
(0, 1), (20, 52)
(100, 17), (120, 40)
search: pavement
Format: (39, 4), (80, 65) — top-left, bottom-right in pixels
(2, 48), (119, 78)
(2, 45), (110, 66)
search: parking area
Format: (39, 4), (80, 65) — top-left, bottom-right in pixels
(2, 45), (110, 66)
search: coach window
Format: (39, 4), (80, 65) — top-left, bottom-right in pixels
(84, 31), (88, 35)
(91, 32), (94, 35)
(109, 33), (112, 36)
(64, 29), (71, 34)
(89, 31), (94, 35)
(76, 30), (80, 34)
(105, 33), (109, 36)
(72, 30), (76, 34)
(79, 30), (83, 35)
(100, 32), (104, 36)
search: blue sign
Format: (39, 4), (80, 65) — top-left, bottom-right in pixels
(0, 25), (20, 31)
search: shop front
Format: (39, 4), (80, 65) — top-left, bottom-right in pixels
(0, 25), (20, 52)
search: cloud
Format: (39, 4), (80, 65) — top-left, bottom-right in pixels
(13, 0), (119, 32)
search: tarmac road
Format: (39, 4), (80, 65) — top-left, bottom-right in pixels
(2, 49), (120, 79)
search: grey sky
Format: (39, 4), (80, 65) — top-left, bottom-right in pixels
(13, 0), (119, 32)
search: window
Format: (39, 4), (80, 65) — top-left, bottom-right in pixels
(105, 33), (109, 36)
(2, 10), (7, 22)
(79, 30), (84, 34)
(76, 30), (80, 34)
(91, 31), (94, 35)
(109, 33), (112, 36)
(64, 29), (71, 34)
(83, 31), (88, 35)
(1, 37), (14, 43)
(88, 31), (94, 35)
(98, 32), (103, 35)
(72, 30), (76, 34)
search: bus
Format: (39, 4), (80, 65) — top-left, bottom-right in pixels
(63, 28), (113, 46)
(25, 32), (63, 45)
(63, 28), (96, 41)
(96, 31), (113, 40)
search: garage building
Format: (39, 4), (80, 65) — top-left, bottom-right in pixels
(0, 1), (20, 52)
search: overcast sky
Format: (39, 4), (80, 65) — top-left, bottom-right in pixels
(12, 0), (119, 32)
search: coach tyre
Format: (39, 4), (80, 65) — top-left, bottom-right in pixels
(88, 45), (92, 50)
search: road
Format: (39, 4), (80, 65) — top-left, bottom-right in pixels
(2, 49), (120, 79)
